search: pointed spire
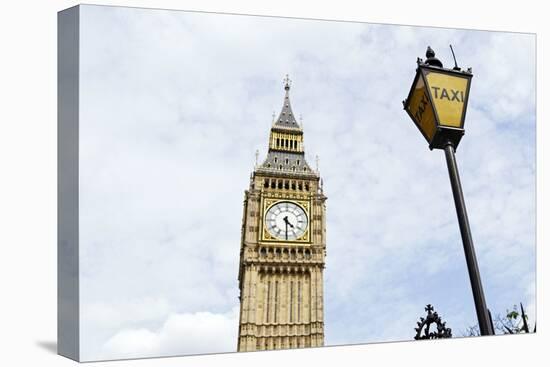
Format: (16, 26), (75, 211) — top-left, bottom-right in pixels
(284, 74), (292, 90)
(256, 76), (318, 178)
(273, 74), (300, 130)
(315, 155), (319, 173)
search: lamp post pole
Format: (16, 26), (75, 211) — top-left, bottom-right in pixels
(404, 47), (494, 335)
(443, 140), (493, 336)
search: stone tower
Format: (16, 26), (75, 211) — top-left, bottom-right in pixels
(237, 76), (327, 352)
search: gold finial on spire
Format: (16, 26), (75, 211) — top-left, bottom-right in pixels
(283, 74), (292, 90)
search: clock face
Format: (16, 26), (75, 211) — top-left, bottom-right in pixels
(265, 201), (308, 241)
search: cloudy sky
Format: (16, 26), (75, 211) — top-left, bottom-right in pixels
(77, 4), (536, 361)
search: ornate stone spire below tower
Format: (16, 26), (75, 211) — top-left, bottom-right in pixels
(237, 77), (327, 352)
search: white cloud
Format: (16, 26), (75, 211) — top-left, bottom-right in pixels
(99, 307), (239, 360)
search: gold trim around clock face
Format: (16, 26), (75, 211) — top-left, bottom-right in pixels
(261, 198), (310, 243)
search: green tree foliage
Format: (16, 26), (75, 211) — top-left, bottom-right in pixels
(462, 303), (535, 337)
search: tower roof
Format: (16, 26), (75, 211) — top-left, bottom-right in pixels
(255, 75), (318, 178)
(272, 75), (301, 131)
(256, 151), (316, 177)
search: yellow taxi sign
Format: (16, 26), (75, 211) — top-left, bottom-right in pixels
(405, 73), (437, 143)
(424, 70), (469, 128)
(404, 63), (472, 150)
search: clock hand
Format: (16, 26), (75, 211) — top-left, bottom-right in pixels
(284, 215), (295, 228)
(285, 217), (288, 240)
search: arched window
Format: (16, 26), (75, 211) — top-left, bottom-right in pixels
(276, 138), (280, 147)
(290, 281), (294, 322)
(264, 179), (269, 188)
(274, 281), (279, 322)
(266, 280), (271, 323)
(297, 281), (301, 322)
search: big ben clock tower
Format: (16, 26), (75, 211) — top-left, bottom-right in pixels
(237, 76), (327, 352)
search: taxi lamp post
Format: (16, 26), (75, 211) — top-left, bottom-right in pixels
(403, 46), (494, 336)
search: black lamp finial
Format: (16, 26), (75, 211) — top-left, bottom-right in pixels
(425, 46), (443, 67)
